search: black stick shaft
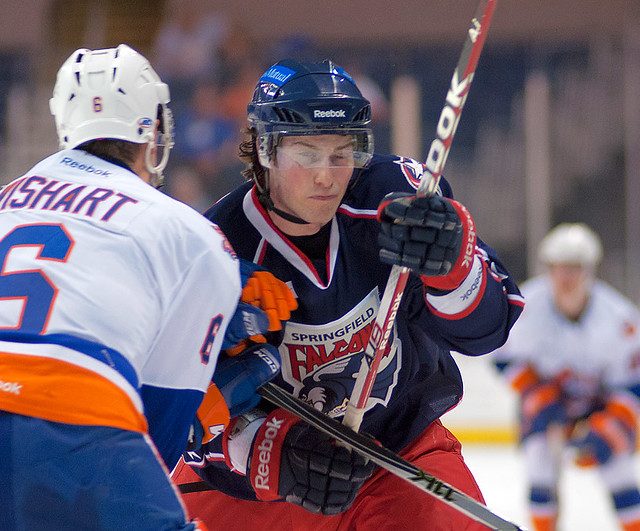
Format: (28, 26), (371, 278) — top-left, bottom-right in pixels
(260, 383), (525, 531)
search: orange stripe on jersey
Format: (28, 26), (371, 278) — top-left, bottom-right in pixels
(607, 399), (639, 432)
(511, 365), (540, 394)
(522, 383), (559, 418)
(591, 411), (630, 454)
(531, 514), (557, 531)
(622, 519), (640, 531)
(0, 351), (147, 433)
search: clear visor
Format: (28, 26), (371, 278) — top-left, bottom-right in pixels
(257, 130), (373, 169)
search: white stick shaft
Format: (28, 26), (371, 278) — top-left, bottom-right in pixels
(343, 0), (498, 432)
(343, 265), (409, 431)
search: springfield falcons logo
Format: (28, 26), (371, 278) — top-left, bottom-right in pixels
(279, 288), (401, 416)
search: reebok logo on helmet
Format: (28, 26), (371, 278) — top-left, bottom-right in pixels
(313, 109), (346, 119)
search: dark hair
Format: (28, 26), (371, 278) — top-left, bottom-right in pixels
(238, 126), (266, 187)
(78, 139), (141, 167)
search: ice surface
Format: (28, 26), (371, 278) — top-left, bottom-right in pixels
(462, 444), (633, 531)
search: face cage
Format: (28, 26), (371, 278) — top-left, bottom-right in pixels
(256, 129), (374, 170)
(144, 105), (175, 188)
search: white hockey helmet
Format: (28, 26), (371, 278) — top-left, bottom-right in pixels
(538, 223), (603, 267)
(49, 44), (174, 183)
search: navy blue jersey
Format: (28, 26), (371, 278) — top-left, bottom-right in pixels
(191, 154), (524, 499)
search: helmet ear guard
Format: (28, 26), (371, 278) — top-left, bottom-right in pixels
(144, 104), (175, 188)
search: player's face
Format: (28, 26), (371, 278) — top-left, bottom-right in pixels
(268, 135), (355, 235)
(548, 263), (592, 320)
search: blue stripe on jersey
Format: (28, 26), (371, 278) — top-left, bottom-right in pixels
(530, 486), (556, 505)
(628, 384), (640, 401)
(141, 384), (204, 469)
(613, 487), (640, 510)
(0, 413), (193, 529)
(0, 331), (138, 390)
(494, 361), (509, 373)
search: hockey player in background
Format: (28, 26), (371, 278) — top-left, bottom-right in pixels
(494, 223), (640, 531)
(0, 45), (292, 530)
(172, 59), (525, 530)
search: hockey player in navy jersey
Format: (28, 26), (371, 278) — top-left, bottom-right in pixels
(173, 59), (524, 530)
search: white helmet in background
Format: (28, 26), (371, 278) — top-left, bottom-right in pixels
(49, 44), (174, 184)
(538, 223), (603, 267)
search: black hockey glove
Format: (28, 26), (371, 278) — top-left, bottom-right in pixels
(248, 409), (375, 514)
(377, 192), (477, 290)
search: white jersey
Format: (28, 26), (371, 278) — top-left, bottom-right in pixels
(0, 149), (240, 465)
(494, 275), (640, 414)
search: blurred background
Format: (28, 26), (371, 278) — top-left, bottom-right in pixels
(2, 1), (639, 526)
(2, 0), (638, 293)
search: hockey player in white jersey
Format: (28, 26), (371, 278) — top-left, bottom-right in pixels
(0, 45), (291, 530)
(494, 223), (640, 531)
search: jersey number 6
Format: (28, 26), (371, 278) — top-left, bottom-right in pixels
(0, 223), (73, 334)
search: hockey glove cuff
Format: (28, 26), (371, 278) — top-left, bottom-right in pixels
(187, 344), (281, 451)
(187, 382), (229, 451)
(248, 408), (376, 514)
(214, 343), (281, 417)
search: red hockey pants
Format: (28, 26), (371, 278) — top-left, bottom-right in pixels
(173, 420), (487, 530)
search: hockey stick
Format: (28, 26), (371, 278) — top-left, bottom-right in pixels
(258, 383), (525, 531)
(342, 0), (498, 432)
(177, 382), (525, 530)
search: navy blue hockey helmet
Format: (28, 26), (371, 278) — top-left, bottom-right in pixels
(248, 59), (374, 170)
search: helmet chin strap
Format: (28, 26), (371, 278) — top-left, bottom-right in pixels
(257, 188), (309, 225)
